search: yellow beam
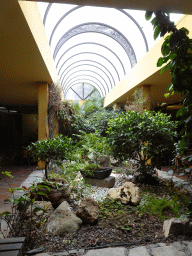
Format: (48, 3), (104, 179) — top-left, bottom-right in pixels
(38, 83), (49, 169)
(24, 0), (191, 14)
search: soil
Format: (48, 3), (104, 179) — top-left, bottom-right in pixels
(20, 167), (192, 254)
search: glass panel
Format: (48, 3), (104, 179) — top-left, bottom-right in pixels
(37, 2), (183, 100)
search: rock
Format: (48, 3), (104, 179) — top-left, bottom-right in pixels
(76, 197), (99, 224)
(46, 201), (82, 236)
(25, 247), (45, 254)
(163, 218), (192, 237)
(84, 175), (115, 188)
(26, 201), (54, 218)
(107, 181), (140, 205)
(110, 158), (119, 166)
(98, 156), (110, 167)
(34, 179), (71, 208)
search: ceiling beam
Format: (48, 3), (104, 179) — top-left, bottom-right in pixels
(23, 0), (190, 14)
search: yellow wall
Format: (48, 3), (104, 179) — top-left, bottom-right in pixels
(18, 1), (64, 100)
(104, 14), (192, 108)
(22, 114), (38, 146)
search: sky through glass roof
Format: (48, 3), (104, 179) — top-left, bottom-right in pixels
(37, 2), (183, 100)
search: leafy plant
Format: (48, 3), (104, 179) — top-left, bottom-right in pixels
(72, 98), (122, 137)
(0, 172), (49, 237)
(27, 135), (73, 179)
(145, 10), (192, 179)
(136, 192), (190, 221)
(107, 110), (177, 178)
(76, 132), (112, 166)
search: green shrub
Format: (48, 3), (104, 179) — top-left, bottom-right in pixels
(107, 110), (178, 177)
(27, 135), (73, 179)
(75, 132), (112, 165)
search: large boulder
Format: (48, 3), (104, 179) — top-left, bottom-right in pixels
(76, 197), (99, 224)
(34, 178), (71, 208)
(107, 181), (140, 205)
(163, 218), (192, 237)
(46, 201), (82, 236)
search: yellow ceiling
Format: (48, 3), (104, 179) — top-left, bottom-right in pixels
(26, 0), (191, 14)
(0, 0), (54, 106)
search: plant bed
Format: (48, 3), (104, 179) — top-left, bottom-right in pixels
(80, 167), (112, 179)
(19, 168), (192, 254)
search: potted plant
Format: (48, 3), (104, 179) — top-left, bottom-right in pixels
(76, 132), (112, 179)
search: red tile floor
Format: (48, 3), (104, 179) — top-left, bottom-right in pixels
(0, 166), (37, 214)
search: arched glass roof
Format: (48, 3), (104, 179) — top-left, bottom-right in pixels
(38, 2), (182, 100)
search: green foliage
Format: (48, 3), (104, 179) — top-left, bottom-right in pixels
(50, 162), (80, 184)
(145, 10), (192, 174)
(1, 171), (13, 179)
(27, 135), (73, 179)
(107, 110), (177, 176)
(136, 191), (190, 222)
(72, 98), (122, 136)
(87, 108), (121, 137)
(75, 132), (112, 165)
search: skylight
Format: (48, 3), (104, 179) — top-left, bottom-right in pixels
(37, 2), (183, 100)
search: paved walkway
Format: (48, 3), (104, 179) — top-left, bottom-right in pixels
(31, 241), (192, 255)
(0, 166), (192, 256)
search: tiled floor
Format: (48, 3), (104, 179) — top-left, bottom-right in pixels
(0, 166), (37, 213)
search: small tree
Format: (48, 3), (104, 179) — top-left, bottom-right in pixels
(27, 135), (73, 179)
(107, 110), (178, 178)
(76, 132), (111, 166)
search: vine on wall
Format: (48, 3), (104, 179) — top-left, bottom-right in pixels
(48, 83), (76, 138)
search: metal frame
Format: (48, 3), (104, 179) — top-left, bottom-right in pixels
(61, 63), (113, 89)
(43, 4), (149, 97)
(64, 74), (106, 96)
(63, 69), (109, 93)
(53, 22), (137, 68)
(56, 42), (126, 77)
(65, 78), (103, 97)
(58, 52), (121, 82)
(60, 59), (116, 87)
(65, 82), (102, 99)
(44, 4), (148, 53)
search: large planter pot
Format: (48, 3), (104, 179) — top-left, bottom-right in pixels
(80, 167), (112, 180)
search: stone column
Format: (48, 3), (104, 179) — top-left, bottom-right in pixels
(141, 85), (152, 110)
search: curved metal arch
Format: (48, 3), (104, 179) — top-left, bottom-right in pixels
(60, 59), (116, 88)
(58, 52), (120, 82)
(63, 74), (106, 96)
(61, 63), (113, 89)
(66, 83), (102, 100)
(49, 6), (82, 46)
(64, 75), (106, 97)
(56, 42), (126, 76)
(119, 9), (149, 52)
(54, 22), (137, 68)
(43, 3), (53, 26)
(63, 69), (109, 93)
(65, 79), (103, 98)
(44, 4), (148, 55)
